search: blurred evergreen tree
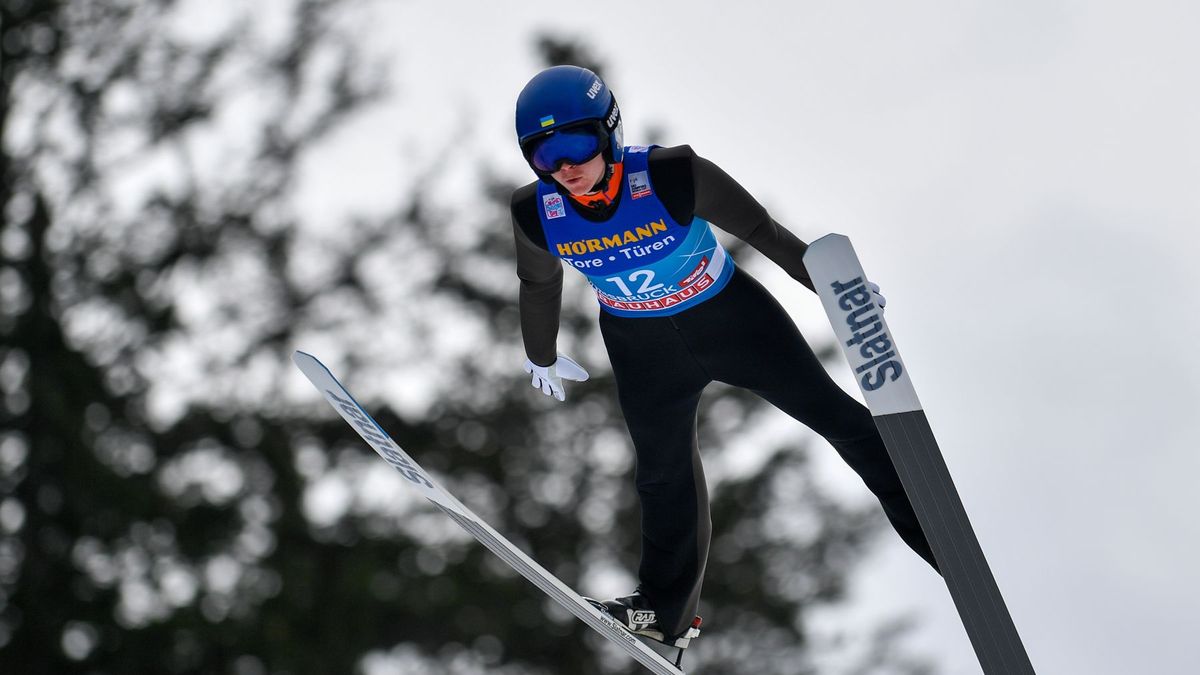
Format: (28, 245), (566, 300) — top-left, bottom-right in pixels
(0, 3), (934, 673)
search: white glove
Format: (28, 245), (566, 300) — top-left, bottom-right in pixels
(523, 353), (590, 402)
(867, 281), (886, 313)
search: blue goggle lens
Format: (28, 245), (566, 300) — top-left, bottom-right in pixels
(528, 128), (604, 173)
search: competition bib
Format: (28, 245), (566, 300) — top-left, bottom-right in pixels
(536, 145), (735, 317)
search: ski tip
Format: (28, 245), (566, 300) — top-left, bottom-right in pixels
(291, 351), (332, 383)
(802, 233), (851, 260)
(292, 350), (317, 367)
(811, 232), (848, 242)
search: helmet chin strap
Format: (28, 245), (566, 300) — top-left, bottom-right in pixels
(587, 163), (616, 194)
(569, 162), (623, 209)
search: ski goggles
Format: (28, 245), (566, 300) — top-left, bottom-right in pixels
(521, 122), (607, 174)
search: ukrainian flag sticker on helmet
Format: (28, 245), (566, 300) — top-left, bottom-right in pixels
(539, 115), (555, 128)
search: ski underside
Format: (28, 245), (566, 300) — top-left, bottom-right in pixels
(802, 234), (1036, 675)
(292, 351), (696, 674)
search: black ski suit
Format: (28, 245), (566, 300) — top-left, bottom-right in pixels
(510, 145), (939, 639)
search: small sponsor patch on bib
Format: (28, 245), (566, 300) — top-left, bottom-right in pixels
(628, 171), (652, 199)
(543, 193), (566, 219)
(627, 145), (650, 153)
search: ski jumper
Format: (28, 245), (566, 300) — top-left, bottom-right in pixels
(512, 145), (939, 639)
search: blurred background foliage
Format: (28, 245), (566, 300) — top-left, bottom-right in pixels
(0, 1), (933, 673)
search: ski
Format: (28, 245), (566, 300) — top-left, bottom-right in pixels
(291, 351), (689, 674)
(802, 234), (1036, 675)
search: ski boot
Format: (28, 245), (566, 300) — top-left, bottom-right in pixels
(583, 591), (703, 668)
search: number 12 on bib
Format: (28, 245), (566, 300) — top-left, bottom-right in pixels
(803, 234), (1036, 675)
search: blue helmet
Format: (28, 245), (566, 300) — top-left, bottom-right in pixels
(515, 65), (623, 178)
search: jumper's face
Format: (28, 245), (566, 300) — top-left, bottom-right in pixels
(552, 154), (606, 196)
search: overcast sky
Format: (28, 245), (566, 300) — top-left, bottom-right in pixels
(286, 1), (1200, 673)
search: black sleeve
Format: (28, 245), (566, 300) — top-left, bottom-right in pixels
(510, 182), (563, 367)
(648, 145), (816, 293)
(645, 145), (696, 226)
